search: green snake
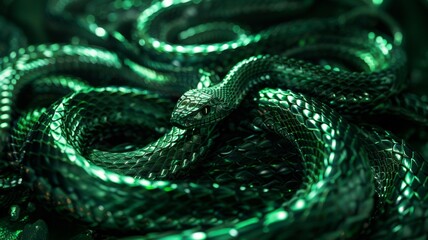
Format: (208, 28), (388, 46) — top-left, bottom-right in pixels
(0, 0), (428, 239)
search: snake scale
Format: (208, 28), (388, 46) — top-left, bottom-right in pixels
(0, 0), (428, 239)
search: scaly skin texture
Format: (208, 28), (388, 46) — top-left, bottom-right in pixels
(0, 14), (28, 211)
(141, 88), (428, 239)
(171, 38), (406, 127)
(47, 0), (408, 96)
(359, 127), (428, 239)
(0, 0), (427, 239)
(19, 88), (222, 232)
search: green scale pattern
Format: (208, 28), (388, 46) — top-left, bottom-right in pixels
(0, 0), (427, 239)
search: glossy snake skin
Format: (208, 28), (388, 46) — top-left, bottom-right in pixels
(1, 0), (428, 239)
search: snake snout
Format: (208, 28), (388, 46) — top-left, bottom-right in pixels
(170, 113), (189, 129)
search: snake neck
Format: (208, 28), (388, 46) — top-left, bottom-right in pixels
(207, 43), (406, 115)
(207, 55), (314, 110)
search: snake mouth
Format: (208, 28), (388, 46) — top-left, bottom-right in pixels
(170, 114), (220, 129)
(171, 120), (188, 129)
(170, 115), (192, 129)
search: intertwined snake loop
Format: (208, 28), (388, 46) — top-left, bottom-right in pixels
(0, 0), (427, 239)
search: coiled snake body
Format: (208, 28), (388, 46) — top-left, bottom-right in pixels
(0, 0), (427, 239)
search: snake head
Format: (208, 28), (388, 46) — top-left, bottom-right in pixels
(171, 89), (229, 129)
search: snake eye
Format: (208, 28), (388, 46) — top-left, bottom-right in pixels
(180, 99), (190, 106)
(201, 106), (211, 115)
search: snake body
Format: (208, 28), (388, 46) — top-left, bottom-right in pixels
(47, 0), (407, 93)
(0, 0), (427, 239)
(170, 46), (406, 128)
